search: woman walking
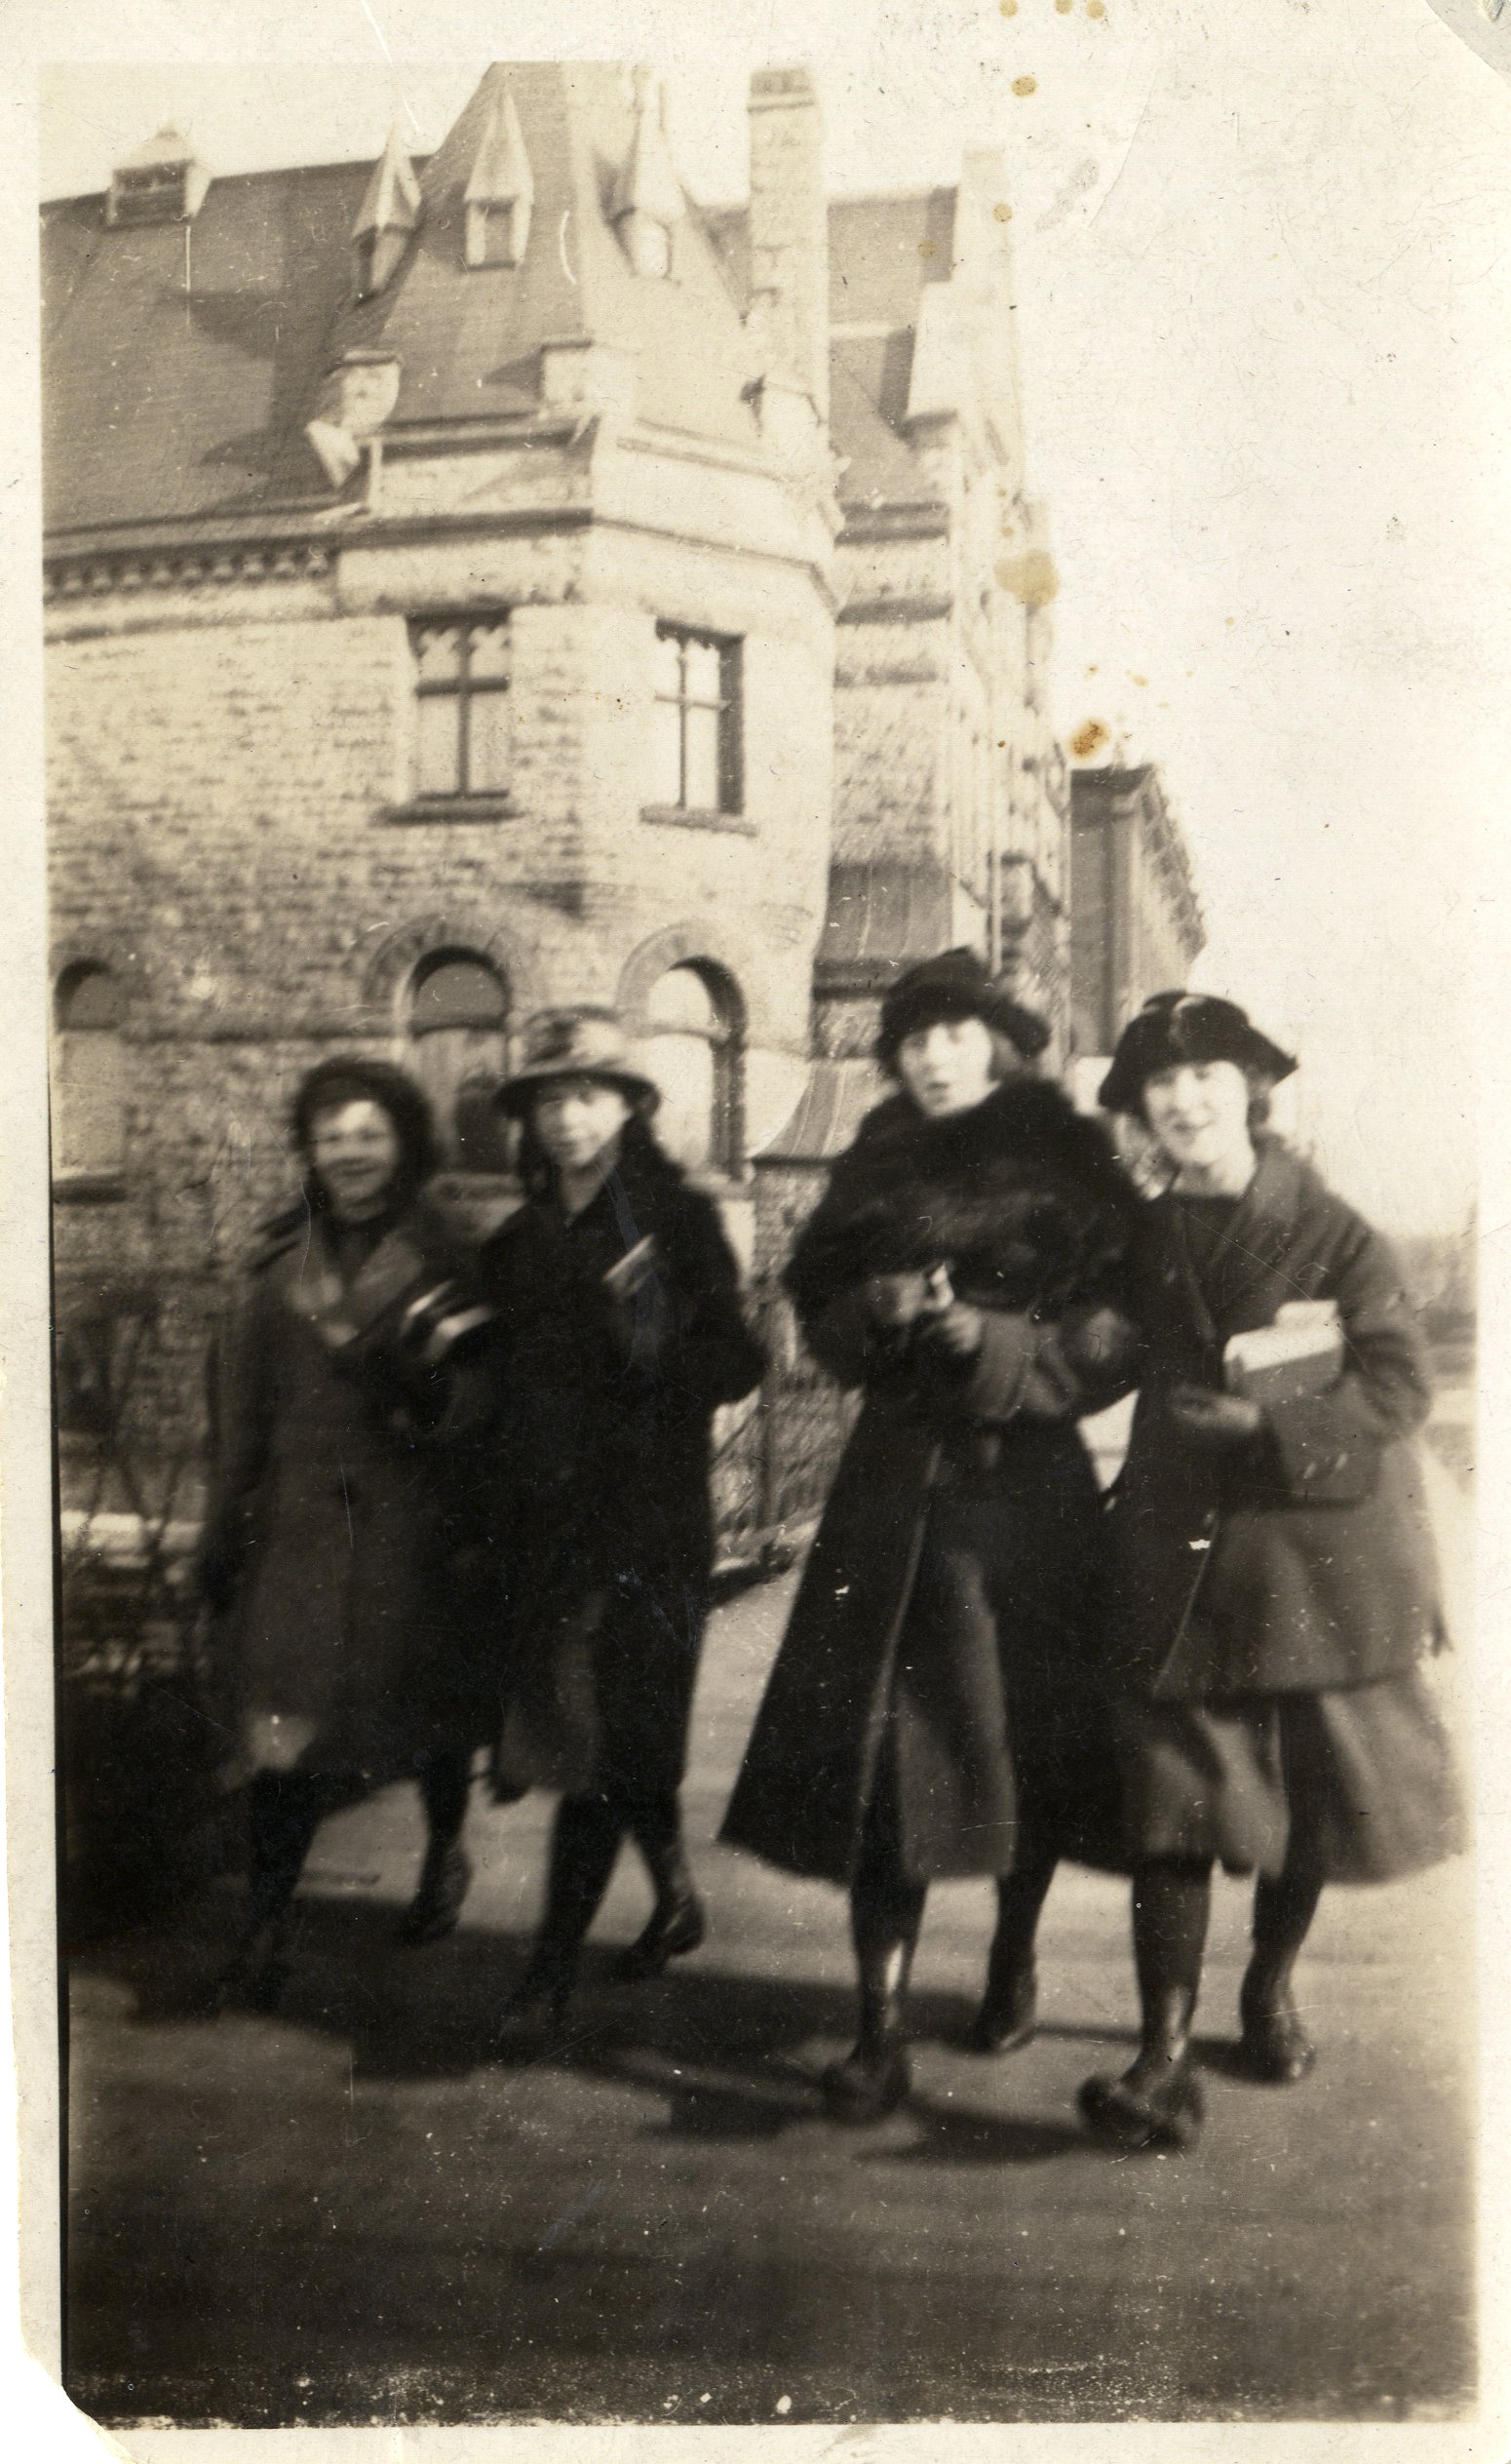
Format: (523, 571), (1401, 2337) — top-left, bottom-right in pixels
(480, 1008), (764, 2026)
(201, 1058), (495, 2009)
(1080, 993), (1464, 2151)
(721, 950), (1143, 2123)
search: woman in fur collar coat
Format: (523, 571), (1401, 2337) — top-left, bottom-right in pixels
(721, 951), (1143, 2123)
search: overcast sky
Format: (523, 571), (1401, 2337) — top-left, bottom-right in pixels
(30, 0), (1511, 1235)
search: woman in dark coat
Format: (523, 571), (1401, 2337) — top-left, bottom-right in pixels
(479, 1007), (765, 2025)
(200, 1058), (496, 2008)
(1079, 994), (1464, 2151)
(721, 950), (1143, 2123)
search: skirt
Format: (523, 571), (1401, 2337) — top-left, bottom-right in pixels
(1115, 1661), (1466, 1882)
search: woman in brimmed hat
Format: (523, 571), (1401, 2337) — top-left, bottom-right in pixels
(200, 1057), (496, 2008)
(1079, 994), (1463, 2152)
(479, 1007), (764, 2026)
(721, 949), (1143, 2124)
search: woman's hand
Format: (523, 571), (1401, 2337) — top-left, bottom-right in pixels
(1166, 1384), (1264, 1447)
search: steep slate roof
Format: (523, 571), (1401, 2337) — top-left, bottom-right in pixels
(43, 63), (761, 539)
(707, 186), (956, 512)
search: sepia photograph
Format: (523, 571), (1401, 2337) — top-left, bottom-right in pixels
(10, 0), (1509, 2450)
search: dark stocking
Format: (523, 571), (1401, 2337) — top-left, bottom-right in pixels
(1240, 1858), (1325, 2079)
(400, 1750), (475, 1943)
(501, 1791), (626, 2023)
(972, 1857), (1057, 2051)
(246, 1771), (328, 1929)
(823, 1762), (926, 2121)
(1078, 1856), (1212, 2148)
(417, 1750), (471, 1852)
(617, 1787), (706, 1976)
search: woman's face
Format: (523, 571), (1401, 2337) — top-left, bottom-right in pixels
(309, 1099), (404, 1219)
(896, 1013), (1001, 1118)
(1142, 1060), (1254, 1176)
(531, 1076), (633, 1174)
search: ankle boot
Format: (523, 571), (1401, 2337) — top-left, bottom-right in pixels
(970, 1954), (1038, 2055)
(1079, 1986), (1204, 2151)
(400, 1838), (473, 1946)
(497, 1937), (579, 2031)
(1239, 1956), (1317, 2083)
(614, 1837), (707, 1981)
(823, 1936), (914, 2126)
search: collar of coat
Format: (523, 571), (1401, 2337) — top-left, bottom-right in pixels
(1148, 1137), (1341, 1322)
(786, 1075), (1140, 1315)
(250, 1194), (458, 1345)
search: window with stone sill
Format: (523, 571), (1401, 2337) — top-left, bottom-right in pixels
(408, 616), (513, 801)
(631, 960), (743, 1177)
(650, 625), (742, 818)
(52, 961), (127, 1190)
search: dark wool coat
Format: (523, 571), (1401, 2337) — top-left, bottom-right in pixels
(1110, 1141), (1445, 1701)
(479, 1147), (764, 1804)
(720, 1076), (1143, 1886)
(202, 1197), (493, 1781)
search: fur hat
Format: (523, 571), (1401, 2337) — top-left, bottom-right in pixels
(496, 1006), (659, 1118)
(875, 948), (1051, 1071)
(1098, 993), (1297, 1116)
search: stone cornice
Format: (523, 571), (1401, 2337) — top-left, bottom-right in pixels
(44, 537), (335, 603)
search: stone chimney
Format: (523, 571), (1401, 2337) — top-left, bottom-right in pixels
(746, 67), (828, 427)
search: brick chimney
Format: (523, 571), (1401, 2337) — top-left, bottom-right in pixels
(747, 67), (828, 427)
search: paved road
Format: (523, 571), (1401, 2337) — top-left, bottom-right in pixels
(64, 1453), (1476, 2430)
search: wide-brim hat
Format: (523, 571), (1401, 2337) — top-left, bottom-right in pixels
(876, 947), (1051, 1068)
(1098, 993), (1297, 1116)
(495, 1005), (660, 1118)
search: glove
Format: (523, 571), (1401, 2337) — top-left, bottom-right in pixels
(914, 1301), (986, 1361)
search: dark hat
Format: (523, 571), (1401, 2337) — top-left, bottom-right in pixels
(291, 1056), (441, 1187)
(496, 1006), (660, 1118)
(1098, 993), (1298, 1116)
(875, 948), (1051, 1070)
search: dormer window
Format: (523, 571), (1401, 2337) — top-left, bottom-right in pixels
(351, 127), (423, 301)
(463, 85), (533, 270)
(610, 66), (684, 281)
(106, 127), (210, 229)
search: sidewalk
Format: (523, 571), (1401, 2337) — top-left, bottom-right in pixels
(65, 1518), (1476, 2429)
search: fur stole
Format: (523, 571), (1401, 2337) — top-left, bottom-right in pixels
(785, 1076), (1141, 1323)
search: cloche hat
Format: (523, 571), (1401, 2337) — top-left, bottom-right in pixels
(495, 1005), (659, 1118)
(1098, 992), (1297, 1117)
(875, 947), (1051, 1071)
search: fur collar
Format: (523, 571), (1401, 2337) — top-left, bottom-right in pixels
(787, 1076), (1140, 1318)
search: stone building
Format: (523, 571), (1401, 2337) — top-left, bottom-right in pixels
(42, 61), (1073, 1513)
(1067, 762), (1206, 1070)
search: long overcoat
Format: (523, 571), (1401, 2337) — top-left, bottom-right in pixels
(479, 1144), (765, 1804)
(720, 1076), (1143, 1887)
(1110, 1140), (1445, 1701)
(202, 1197), (493, 1782)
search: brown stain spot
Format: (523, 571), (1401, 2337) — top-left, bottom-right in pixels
(994, 203), (1013, 222)
(1088, 0), (1106, 18)
(1056, 0), (1073, 13)
(1012, 75), (1038, 98)
(1130, 673), (1148, 687)
(1070, 720), (1110, 761)
(995, 549), (1059, 606)
(999, 1), (1018, 15)
(918, 240), (938, 258)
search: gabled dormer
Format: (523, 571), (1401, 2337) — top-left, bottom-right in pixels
(463, 84), (533, 269)
(610, 66), (684, 279)
(106, 126), (211, 229)
(352, 126), (422, 299)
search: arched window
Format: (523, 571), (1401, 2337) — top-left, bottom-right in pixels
(636, 962), (742, 1175)
(406, 950), (511, 1170)
(52, 962), (127, 1186)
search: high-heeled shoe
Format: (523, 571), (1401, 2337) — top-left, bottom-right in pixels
(968, 1959), (1037, 2055)
(612, 1890), (707, 1982)
(821, 2038), (912, 2126)
(399, 1841), (472, 1945)
(1237, 1982), (1317, 2084)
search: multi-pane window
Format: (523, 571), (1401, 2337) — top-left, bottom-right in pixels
(635, 961), (741, 1174)
(651, 625), (741, 814)
(410, 617), (512, 798)
(53, 962), (127, 1184)
(407, 951), (511, 1170)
